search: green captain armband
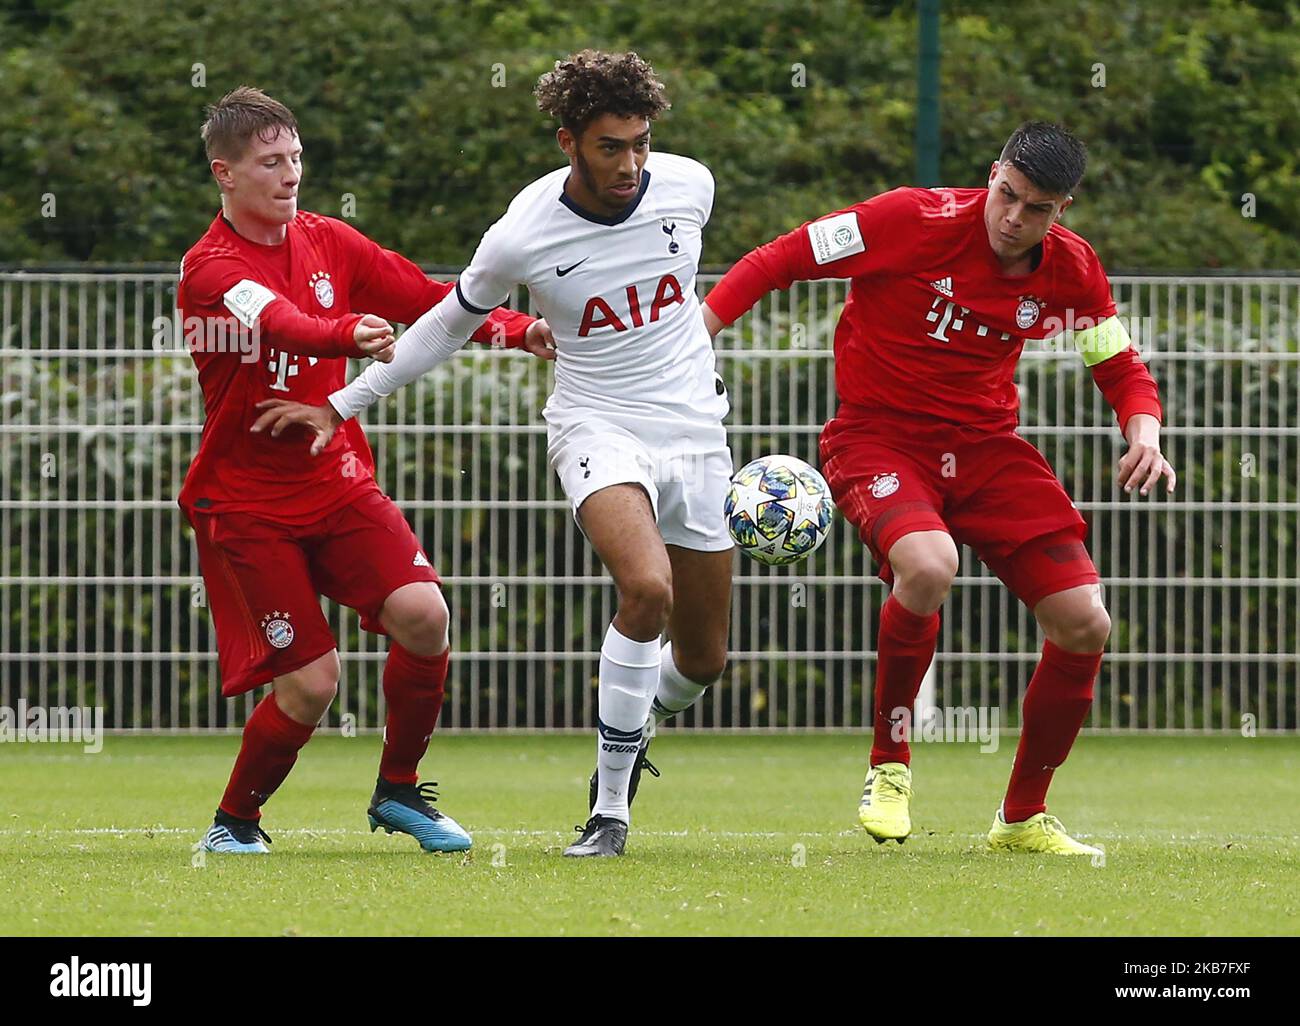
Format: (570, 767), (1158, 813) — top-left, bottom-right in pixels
(1075, 315), (1132, 367)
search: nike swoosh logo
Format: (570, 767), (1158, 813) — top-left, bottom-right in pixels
(556, 258), (589, 277)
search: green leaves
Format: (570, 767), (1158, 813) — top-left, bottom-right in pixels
(7, 1), (1294, 269)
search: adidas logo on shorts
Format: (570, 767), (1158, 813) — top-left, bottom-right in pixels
(413, 551), (431, 568)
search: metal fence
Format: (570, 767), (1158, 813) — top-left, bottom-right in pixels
(1, 269), (1297, 732)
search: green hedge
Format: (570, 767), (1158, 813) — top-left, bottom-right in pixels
(2, 0), (1298, 269)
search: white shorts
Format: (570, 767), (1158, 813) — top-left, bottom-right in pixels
(547, 412), (734, 552)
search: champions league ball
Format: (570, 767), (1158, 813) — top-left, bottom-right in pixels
(724, 454), (835, 566)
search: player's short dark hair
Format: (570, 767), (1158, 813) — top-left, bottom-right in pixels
(998, 121), (1087, 196)
(201, 86), (299, 162)
(534, 49), (670, 136)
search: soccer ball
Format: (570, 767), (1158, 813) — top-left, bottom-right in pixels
(724, 454), (835, 566)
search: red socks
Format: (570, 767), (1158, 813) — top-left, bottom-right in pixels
(1002, 639), (1101, 822)
(379, 642), (449, 785)
(871, 594), (941, 767)
(219, 692), (316, 820)
(215, 643), (448, 819)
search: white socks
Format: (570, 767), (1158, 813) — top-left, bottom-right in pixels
(647, 642), (712, 738)
(592, 624), (661, 824)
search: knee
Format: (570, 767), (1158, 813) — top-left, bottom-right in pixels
(910, 553), (958, 597)
(384, 586), (450, 657)
(618, 571), (674, 637)
(398, 602), (450, 658)
(674, 647), (727, 684)
(893, 541), (958, 609)
(276, 651), (340, 721)
(1047, 606), (1111, 653)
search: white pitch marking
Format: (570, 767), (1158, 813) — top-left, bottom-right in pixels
(1, 827), (1295, 843)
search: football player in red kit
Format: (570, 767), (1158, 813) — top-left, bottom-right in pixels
(703, 122), (1175, 854)
(180, 87), (552, 854)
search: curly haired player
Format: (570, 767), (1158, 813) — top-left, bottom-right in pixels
(704, 122), (1175, 855)
(255, 52), (735, 857)
(179, 87), (552, 855)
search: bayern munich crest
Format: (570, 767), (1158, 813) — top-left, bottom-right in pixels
(870, 472), (900, 499)
(261, 611), (295, 649)
(1016, 296), (1042, 330)
(310, 270), (335, 309)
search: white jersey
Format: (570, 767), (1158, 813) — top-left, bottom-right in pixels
(462, 151), (726, 446)
(329, 151), (728, 452)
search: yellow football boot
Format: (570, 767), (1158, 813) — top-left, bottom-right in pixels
(987, 809), (1102, 856)
(857, 761), (912, 843)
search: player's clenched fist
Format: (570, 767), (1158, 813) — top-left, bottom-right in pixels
(250, 399), (344, 456)
(521, 318), (556, 360)
(353, 313), (396, 362)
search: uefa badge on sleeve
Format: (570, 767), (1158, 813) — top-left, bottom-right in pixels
(261, 611), (295, 649)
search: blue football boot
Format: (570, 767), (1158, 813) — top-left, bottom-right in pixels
(201, 808), (272, 854)
(367, 777), (472, 853)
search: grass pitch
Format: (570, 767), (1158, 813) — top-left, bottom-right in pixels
(1, 733), (1296, 936)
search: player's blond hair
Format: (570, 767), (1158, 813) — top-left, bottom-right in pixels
(201, 86), (299, 162)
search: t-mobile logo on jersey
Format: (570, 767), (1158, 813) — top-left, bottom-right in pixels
(925, 296), (1012, 344)
(267, 350), (320, 392)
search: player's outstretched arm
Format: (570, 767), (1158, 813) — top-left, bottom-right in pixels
(703, 190), (915, 340)
(330, 287), (490, 422)
(325, 208), (526, 420)
(333, 218), (550, 359)
(261, 208), (527, 440)
(247, 288), (488, 454)
(186, 254), (387, 360)
(702, 228), (811, 340)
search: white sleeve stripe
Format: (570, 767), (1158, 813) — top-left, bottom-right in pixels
(328, 291), (488, 421)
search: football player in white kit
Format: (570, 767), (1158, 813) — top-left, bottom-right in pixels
(253, 50), (733, 857)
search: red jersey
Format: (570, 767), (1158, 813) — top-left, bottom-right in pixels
(177, 211), (534, 523)
(706, 187), (1163, 434)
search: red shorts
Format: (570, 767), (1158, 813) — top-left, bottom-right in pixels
(819, 405), (1100, 609)
(185, 486), (441, 696)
